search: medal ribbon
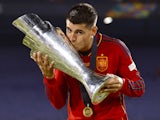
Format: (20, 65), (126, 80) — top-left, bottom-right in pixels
(79, 36), (97, 108)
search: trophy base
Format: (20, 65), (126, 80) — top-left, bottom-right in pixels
(92, 90), (110, 105)
(91, 75), (111, 105)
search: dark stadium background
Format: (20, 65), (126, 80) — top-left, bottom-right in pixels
(0, 0), (160, 120)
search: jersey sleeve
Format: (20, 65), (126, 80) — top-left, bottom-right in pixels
(117, 40), (145, 97)
(43, 69), (68, 109)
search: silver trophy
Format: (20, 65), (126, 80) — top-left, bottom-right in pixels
(12, 13), (110, 105)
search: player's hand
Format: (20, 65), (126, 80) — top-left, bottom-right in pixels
(31, 51), (55, 79)
(100, 74), (124, 93)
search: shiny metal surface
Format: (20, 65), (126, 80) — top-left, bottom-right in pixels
(12, 13), (110, 105)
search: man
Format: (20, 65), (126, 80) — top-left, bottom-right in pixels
(32, 3), (145, 120)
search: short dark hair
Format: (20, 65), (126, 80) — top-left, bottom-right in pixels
(66, 3), (98, 27)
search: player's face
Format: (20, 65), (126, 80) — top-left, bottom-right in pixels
(66, 19), (97, 52)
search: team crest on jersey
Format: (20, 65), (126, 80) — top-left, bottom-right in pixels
(96, 54), (108, 72)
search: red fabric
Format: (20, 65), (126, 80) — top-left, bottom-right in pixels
(43, 33), (145, 120)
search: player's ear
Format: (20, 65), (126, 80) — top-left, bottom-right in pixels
(91, 26), (98, 36)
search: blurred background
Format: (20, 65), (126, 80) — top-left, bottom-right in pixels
(0, 0), (160, 120)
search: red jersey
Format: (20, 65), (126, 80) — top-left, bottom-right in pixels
(43, 33), (145, 120)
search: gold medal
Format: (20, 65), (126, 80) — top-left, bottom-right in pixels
(83, 104), (93, 117)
